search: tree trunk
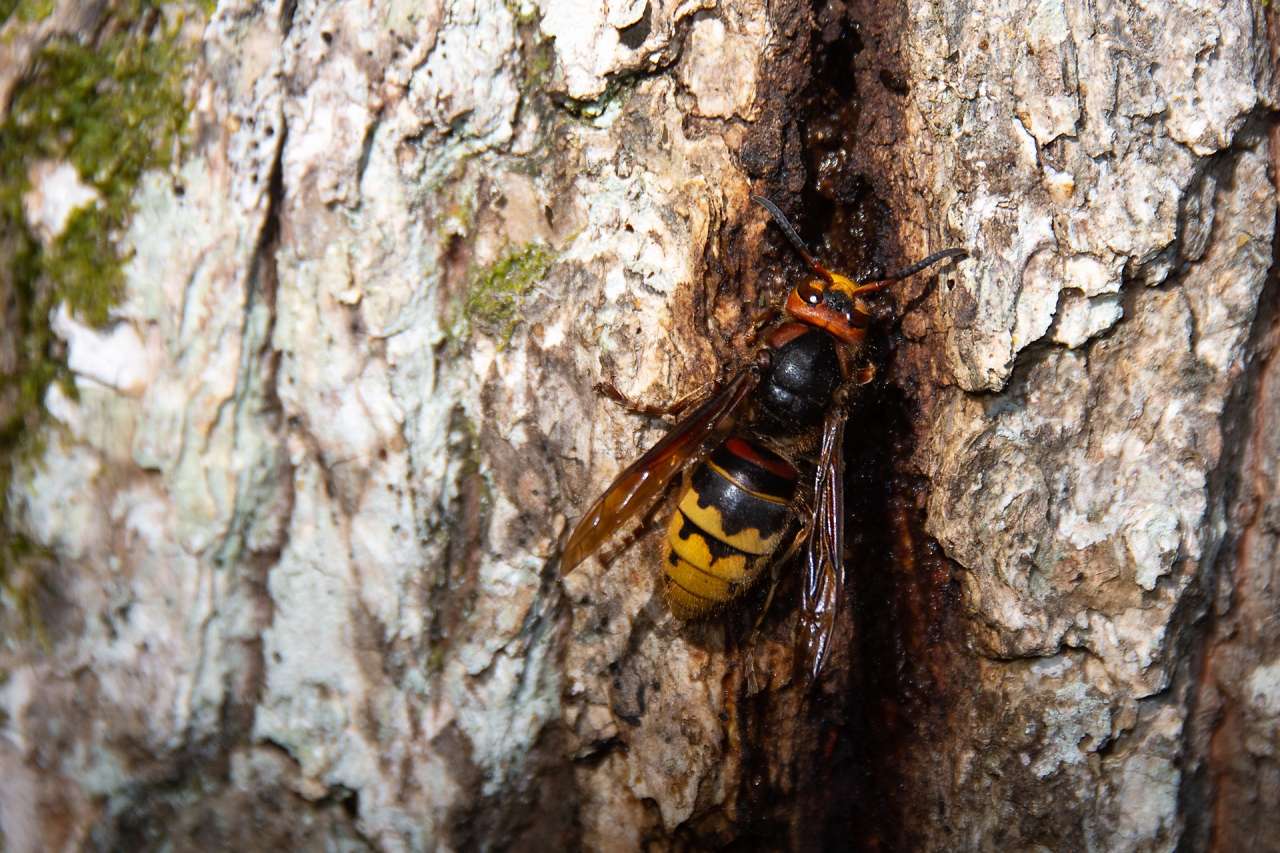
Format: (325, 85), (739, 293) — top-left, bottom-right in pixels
(1, 0), (1276, 850)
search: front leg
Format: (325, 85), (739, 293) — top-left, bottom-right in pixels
(595, 346), (772, 422)
(594, 376), (725, 422)
(741, 305), (780, 348)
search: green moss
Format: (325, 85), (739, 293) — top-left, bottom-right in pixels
(0, 0), (200, 635)
(0, 0), (55, 24)
(522, 36), (555, 94)
(2, 19), (191, 319)
(503, 0), (540, 26)
(462, 243), (553, 346)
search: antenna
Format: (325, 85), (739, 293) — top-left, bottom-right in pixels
(864, 248), (968, 284)
(751, 195), (833, 282)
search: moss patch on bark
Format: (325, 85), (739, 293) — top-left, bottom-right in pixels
(0, 1), (201, 634)
(462, 243), (554, 346)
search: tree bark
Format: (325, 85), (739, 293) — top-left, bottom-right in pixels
(0, 0), (1276, 851)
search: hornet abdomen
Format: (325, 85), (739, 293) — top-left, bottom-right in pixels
(663, 437), (799, 618)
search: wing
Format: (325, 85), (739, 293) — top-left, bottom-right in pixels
(797, 403), (849, 681)
(562, 366), (760, 573)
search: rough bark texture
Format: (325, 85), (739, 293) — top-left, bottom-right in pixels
(0, 0), (1276, 851)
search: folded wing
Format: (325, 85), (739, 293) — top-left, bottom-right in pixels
(562, 366), (761, 573)
(797, 404), (848, 681)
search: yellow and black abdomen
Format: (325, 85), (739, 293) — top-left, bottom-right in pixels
(663, 437), (799, 619)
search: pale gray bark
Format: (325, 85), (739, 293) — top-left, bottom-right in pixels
(0, 0), (1276, 851)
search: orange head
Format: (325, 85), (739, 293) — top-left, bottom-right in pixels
(783, 270), (874, 346)
(753, 194), (965, 347)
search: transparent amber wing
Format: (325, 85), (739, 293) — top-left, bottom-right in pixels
(562, 367), (760, 573)
(797, 404), (848, 680)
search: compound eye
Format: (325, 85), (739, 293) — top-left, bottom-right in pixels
(797, 279), (824, 304)
(842, 310), (854, 324)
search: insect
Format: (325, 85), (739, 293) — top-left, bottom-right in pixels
(562, 195), (965, 677)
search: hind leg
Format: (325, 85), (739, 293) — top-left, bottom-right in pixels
(745, 508), (814, 692)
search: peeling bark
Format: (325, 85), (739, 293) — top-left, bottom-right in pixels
(1, 0), (1277, 851)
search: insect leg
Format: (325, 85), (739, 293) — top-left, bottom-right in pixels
(744, 558), (783, 694)
(751, 506), (813, 635)
(594, 379), (722, 421)
(742, 306), (780, 348)
(598, 485), (674, 567)
(562, 365), (762, 573)
(743, 502), (815, 692)
(833, 338), (878, 386)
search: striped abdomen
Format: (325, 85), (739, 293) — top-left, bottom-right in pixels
(663, 437), (799, 619)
